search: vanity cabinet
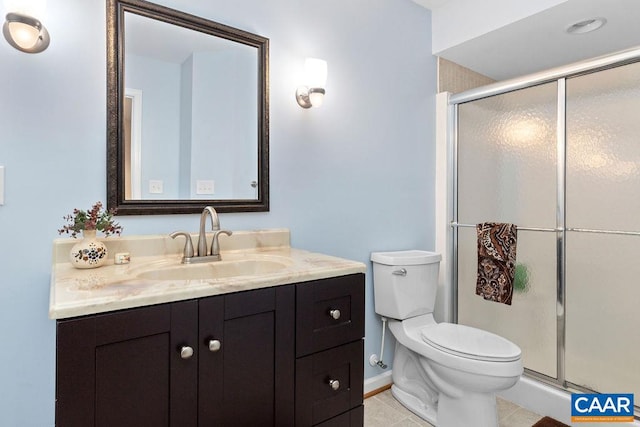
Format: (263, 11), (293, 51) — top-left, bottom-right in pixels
(55, 274), (364, 427)
(56, 286), (294, 427)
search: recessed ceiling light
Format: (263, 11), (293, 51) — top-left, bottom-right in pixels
(565, 17), (607, 35)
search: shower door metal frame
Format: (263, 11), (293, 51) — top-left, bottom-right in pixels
(447, 45), (640, 392)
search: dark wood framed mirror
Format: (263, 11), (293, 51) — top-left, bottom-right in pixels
(107, 0), (269, 215)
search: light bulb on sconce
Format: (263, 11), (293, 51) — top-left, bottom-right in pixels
(2, 0), (50, 53)
(296, 58), (327, 108)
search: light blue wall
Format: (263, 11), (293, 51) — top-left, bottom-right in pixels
(179, 55), (193, 198)
(126, 54), (181, 198)
(190, 49), (257, 199)
(0, 0), (435, 425)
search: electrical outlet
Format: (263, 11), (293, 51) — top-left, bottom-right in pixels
(196, 180), (215, 195)
(149, 179), (164, 194)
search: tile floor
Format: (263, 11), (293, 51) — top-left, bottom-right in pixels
(364, 388), (545, 427)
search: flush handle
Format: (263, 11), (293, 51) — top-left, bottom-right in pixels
(392, 268), (407, 276)
(329, 309), (341, 320)
(208, 339), (222, 352)
(179, 346), (194, 359)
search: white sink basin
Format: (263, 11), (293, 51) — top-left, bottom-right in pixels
(136, 256), (292, 281)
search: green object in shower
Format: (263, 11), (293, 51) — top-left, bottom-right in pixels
(514, 263), (529, 292)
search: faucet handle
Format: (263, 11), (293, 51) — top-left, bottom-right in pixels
(211, 230), (232, 259)
(170, 231), (195, 261)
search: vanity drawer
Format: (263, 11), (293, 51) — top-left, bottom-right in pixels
(315, 406), (363, 427)
(295, 340), (364, 426)
(296, 274), (365, 357)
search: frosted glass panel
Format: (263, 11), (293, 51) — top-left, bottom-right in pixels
(458, 83), (557, 227)
(457, 227), (557, 378)
(566, 61), (640, 231)
(565, 232), (640, 396)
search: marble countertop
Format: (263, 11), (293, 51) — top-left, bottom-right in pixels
(49, 229), (366, 319)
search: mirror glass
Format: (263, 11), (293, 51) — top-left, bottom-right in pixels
(107, 0), (269, 214)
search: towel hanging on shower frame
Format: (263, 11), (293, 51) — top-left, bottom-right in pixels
(475, 222), (518, 305)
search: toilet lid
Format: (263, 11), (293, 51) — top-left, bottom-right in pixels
(421, 323), (521, 362)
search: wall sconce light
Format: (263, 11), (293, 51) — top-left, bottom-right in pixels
(296, 58), (327, 108)
(2, 0), (50, 53)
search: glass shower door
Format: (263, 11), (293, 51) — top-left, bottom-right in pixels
(456, 82), (559, 379)
(565, 61), (640, 397)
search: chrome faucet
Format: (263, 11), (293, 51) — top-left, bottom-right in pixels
(198, 206), (220, 257)
(171, 206), (232, 264)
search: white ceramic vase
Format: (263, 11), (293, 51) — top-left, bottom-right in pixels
(69, 229), (108, 269)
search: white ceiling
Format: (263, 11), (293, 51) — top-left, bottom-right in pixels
(415, 0), (640, 81)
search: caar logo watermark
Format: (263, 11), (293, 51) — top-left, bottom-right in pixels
(571, 393), (634, 422)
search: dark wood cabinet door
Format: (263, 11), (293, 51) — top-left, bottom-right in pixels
(198, 286), (295, 427)
(56, 301), (198, 427)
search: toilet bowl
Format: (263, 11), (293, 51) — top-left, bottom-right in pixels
(371, 250), (523, 427)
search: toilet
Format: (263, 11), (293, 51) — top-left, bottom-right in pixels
(371, 250), (523, 427)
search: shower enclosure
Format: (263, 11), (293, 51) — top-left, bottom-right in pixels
(447, 48), (640, 414)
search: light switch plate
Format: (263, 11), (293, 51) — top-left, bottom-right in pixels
(0, 166), (4, 205)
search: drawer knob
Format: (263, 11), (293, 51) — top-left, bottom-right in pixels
(329, 309), (341, 320)
(208, 339), (221, 352)
(329, 379), (340, 391)
(180, 345), (194, 359)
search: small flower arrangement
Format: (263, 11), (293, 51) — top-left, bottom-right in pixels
(58, 201), (123, 238)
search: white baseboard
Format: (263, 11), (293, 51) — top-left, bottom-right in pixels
(364, 371), (393, 395)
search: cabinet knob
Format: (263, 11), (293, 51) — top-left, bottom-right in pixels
(208, 339), (221, 352)
(328, 309), (341, 320)
(180, 346), (194, 359)
(329, 379), (340, 391)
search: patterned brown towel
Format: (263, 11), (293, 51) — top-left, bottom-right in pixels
(476, 222), (518, 305)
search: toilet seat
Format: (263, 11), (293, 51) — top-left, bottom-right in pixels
(388, 315), (523, 378)
(421, 322), (521, 362)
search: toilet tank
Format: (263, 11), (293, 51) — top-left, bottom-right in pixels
(371, 250), (442, 320)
